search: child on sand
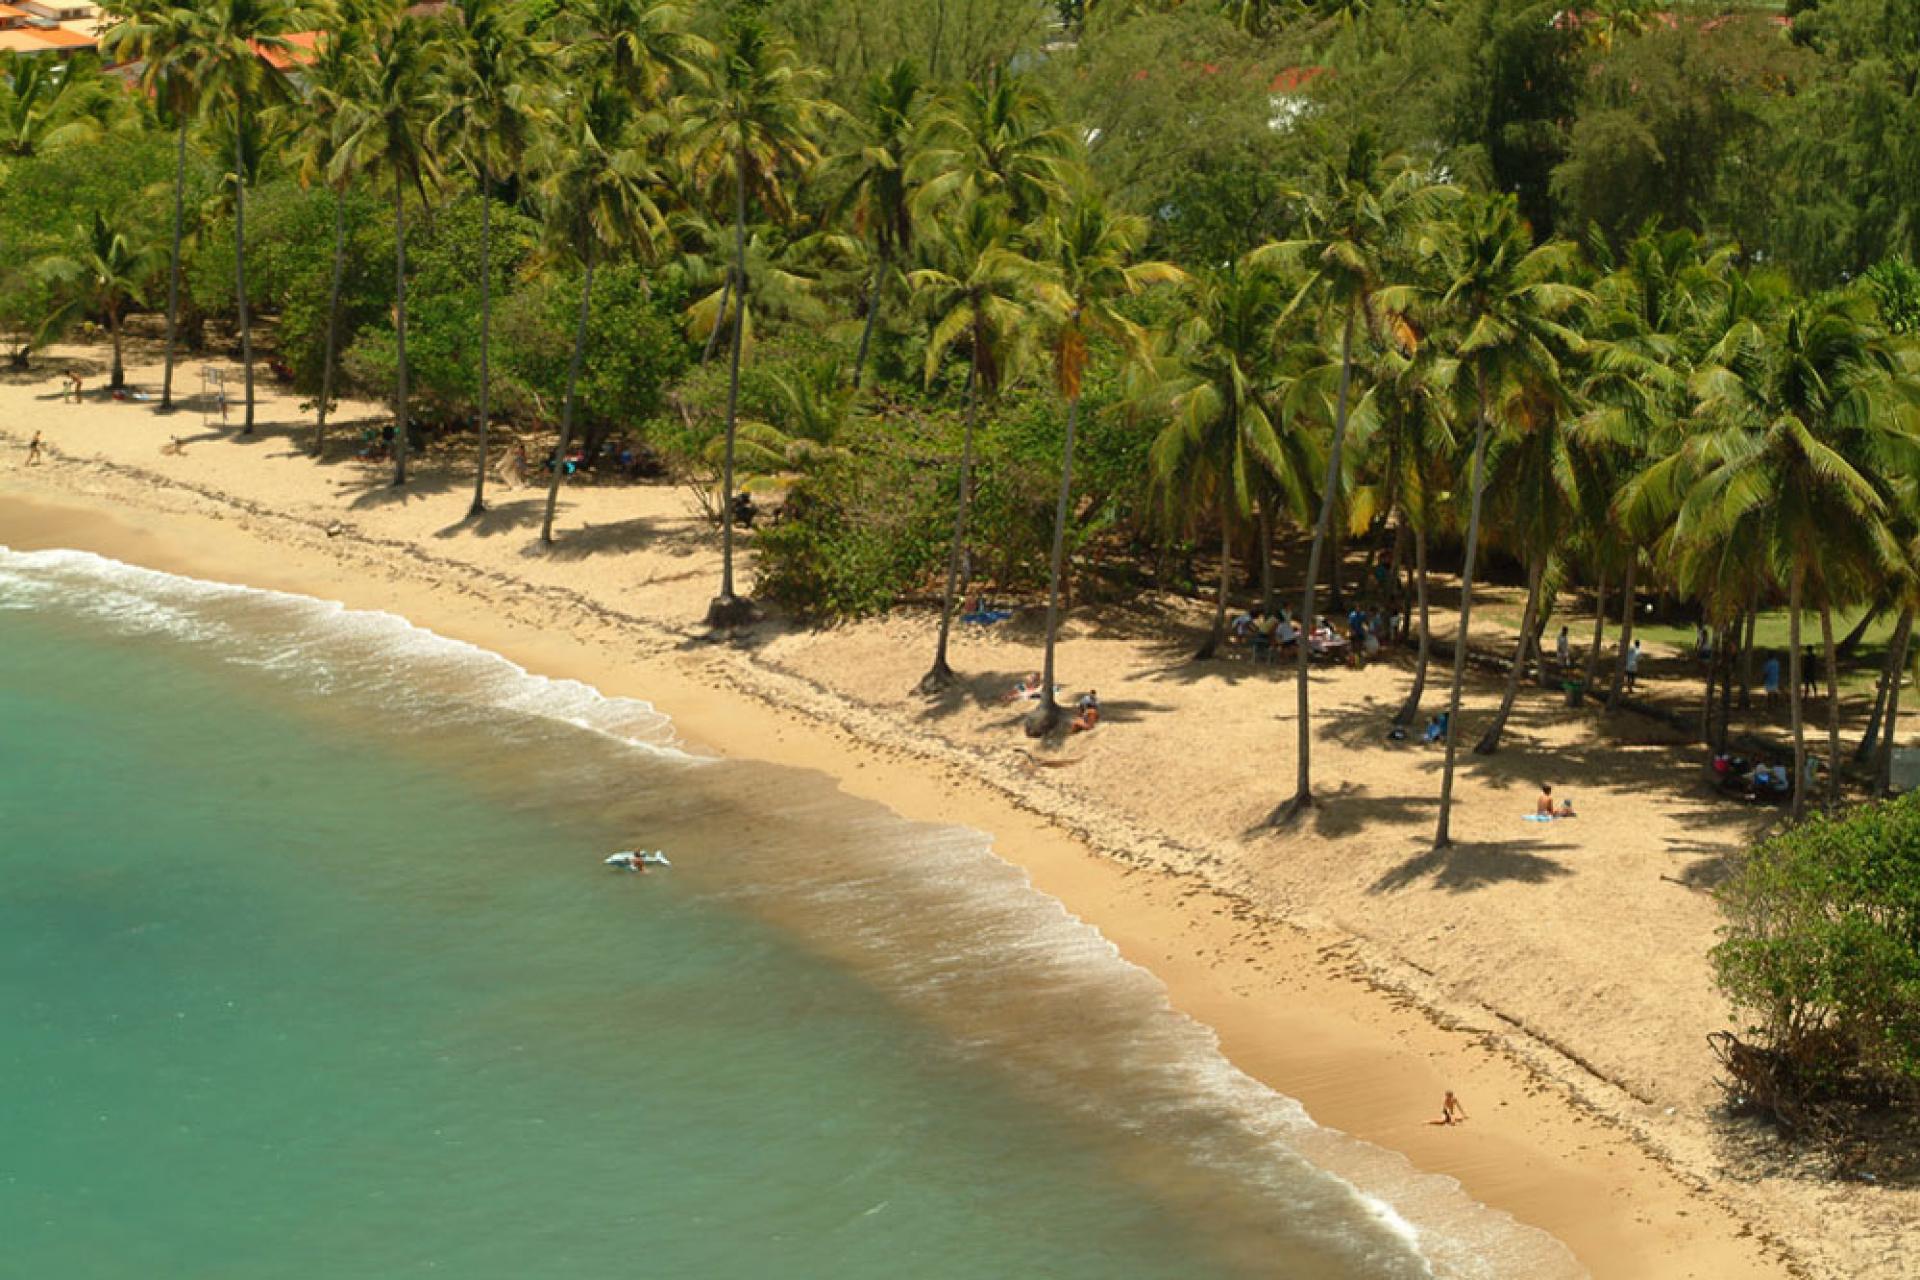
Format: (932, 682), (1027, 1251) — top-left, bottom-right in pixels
(1431, 1091), (1468, 1126)
(64, 371), (82, 403)
(26, 430), (43, 465)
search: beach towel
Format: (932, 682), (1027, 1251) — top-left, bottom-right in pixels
(1522, 813), (1554, 823)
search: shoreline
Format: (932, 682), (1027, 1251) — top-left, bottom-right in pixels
(0, 475), (1794, 1277)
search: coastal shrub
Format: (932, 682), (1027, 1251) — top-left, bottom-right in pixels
(1711, 792), (1920, 1133)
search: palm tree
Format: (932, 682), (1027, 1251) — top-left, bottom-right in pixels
(1144, 262), (1313, 659)
(681, 17), (834, 627)
(437, 0), (550, 513)
(101, 4), (205, 412)
(332, 7), (444, 486)
(1379, 194), (1587, 848)
(915, 74), (1075, 223)
(824, 58), (924, 390)
(36, 210), (161, 387)
(1252, 130), (1450, 819)
(1024, 194), (1184, 735)
(906, 196), (1029, 692)
(190, 0), (299, 435)
(0, 48), (117, 157)
(563, 0), (707, 107)
(532, 80), (668, 546)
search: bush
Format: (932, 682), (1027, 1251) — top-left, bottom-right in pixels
(1711, 792), (1920, 1133)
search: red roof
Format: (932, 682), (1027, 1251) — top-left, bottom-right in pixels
(1270, 66), (1331, 94)
(0, 24), (93, 50)
(251, 29), (320, 70)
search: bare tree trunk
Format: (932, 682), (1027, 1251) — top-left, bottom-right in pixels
(1027, 391), (1081, 737)
(1197, 501), (1232, 660)
(540, 250), (595, 545)
(1859, 607), (1913, 765)
(1740, 602), (1758, 711)
(1257, 486), (1276, 616)
(1821, 600), (1842, 811)
(391, 181), (410, 486)
(1473, 553), (1541, 754)
(1605, 556), (1638, 710)
(1876, 607), (1913, 796)
(851, 243), (887, 389)
(469, 172), (494, 516)
(1393, 520), (1432, 727)
(919, 358), (978, 692)
(1434, 403), (1492, 850)
(1581, 566), (1607, 698)
(234, 124), (256, 435)
(162, 119), (186, 411)
(1274, 297), (1357, 821)
(108, 311), (125, 388)
(1788, 560), (1808, 819)
(708, 143), (753, 626)
(314, 190), (346, 457)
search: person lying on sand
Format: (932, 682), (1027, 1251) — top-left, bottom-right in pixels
(1430, 1090), (1469, 1126)
(1002, 672), (1044, 703)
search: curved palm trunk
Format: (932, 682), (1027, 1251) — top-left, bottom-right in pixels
(851, 244), (887, 390)
(918, 357), (979, 692)
(1275, 298), (1358, 820)
(391, 181), (410, 487)
(161, 119), (186, 411)
(1820, 600), (1842, 811)
(539, 250), (595, 546)
(1197, 501), (1232, 660)
(1433, 393), (1492, 851)
(1875, 608), (1913, 796)
(1580, 567), (1608, 699)
(1605, 556), (1639, 710)
(1026, 392), (1081, 737)
(314, 190), (346, 457)
(707, 143), (752, 626)
(1393, 520), (1432, 727)
(468, 173), (494, 516)
(234, 125), (256, 435)
(1788, 561), (1808, 819)
(1858, 607), (1912, 764)
(1473, 553), (1541, 754)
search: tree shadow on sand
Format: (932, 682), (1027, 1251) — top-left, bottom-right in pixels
(1367, 838), (1576, 894)
(435, 498), (545, 540)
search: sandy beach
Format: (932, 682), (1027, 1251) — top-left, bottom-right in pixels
(4, 342), (1914, 1277)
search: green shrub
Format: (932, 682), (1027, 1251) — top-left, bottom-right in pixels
(752, 446), (948, 619)
(1712, 792), (1920, 1130)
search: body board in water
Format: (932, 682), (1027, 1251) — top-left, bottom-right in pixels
(606, 851), (671, 870)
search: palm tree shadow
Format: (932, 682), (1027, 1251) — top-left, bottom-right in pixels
(435, 499), (546, 540)
(1305, 781), (1437, 839)
(1368, 838), (1576, 894)
(534, 516), (679, 561)
(915, 670), (1028, 723)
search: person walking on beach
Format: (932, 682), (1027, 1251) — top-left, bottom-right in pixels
(64, 371), (82, 403)
(26, 430), (43, 465)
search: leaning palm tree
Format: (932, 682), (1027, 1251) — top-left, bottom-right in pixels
(1378, 194), (1587, 848)
(906, 195), (1029, 692)
(189, 0), (300, 434)
(331, 6), (444, 487)
(822, 58), (924, 390)
(101, 4), (206, 412)
(531, 80), (668, 546)
(437, 0), (551, 513)
(36, 210), (161, 388)
(680, 17), (834, 627)
(1024, 194), (1184, 735)
(1252, 131), (1451, 819)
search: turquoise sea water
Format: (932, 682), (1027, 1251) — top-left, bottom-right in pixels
(0, 546), (1581, 1279)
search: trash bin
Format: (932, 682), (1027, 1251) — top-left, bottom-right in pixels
(1562, 680), (1585, 708)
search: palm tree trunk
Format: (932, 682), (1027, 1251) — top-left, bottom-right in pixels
(469, 172), (494, 517)
(1788, 560), (1808, 820)
(919, 357), (978, 692)
(1393, 520), (1432, 727)
(1473, 552), (1541, 754)
(1434, 394), (1492, 851)
(391, 180), (410, 487)
(1875, 607), (1913, 796)
(708, 142), (751, 625)
(1820, 600), (1842, 811)
(1257, 487), (1276, 616)
(1858, 607), (1912, 764)
(1739, 602), (1758, 711)
(1198, 500), (1232, 660)
(1836, 607), (1876, 658)
(314, 190), (346, 458)
(1605, 556), (1638, 710)
(851, 244), (887, 390)
(540, 250), (595, 546)
(234, 124), (256, 435)
(161, 119), (186, 411)
(108, 310), (124, 388)
(703, 273), (731, 364)
(1027, 391), (1081, 737)
(1275, 297), (1358, 819)
(1581, 566), (1607, 699)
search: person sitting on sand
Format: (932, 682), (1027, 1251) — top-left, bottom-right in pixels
(159, 435), (187, 456)
(1557, 797), (1576, 819)
(1431, 1090), (1468, 1126)
(1536, 783), (1556, 816)
(1070, 691), (1101, 734)
(1422, 712), (1448, 744)
(26, 430), (43, 465)
(1003, 672), (1044, 703)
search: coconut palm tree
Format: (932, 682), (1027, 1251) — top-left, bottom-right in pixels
(36, 210), (161, 388)
(680, 17), (834, 627)
(563, 0), (707, 108)
(101, 4), (205, 412)
(1251, 129), (1451, 819)
(823, 58), (924, 390)
(1379, 194), (1587, 848)
(190, 0), (300, 435)
(437, 0), (551, 513)
(331, 7), (444, 486)
(532, 79), (668, 546)
(914, 73), (1075, 222)
(1023, 194), (1184, 735)
(906, 196), (1029, 692)
(0, 49), (118, 158)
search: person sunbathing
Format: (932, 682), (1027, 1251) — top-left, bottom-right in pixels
(1002, 672), (1044, 703)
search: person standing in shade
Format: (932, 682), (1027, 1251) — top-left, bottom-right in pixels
(1624, 638), (1643, 691)
(1761, 653), (1782, 710)
(1556, 624), (1570, 669)
(1802, 648), (1818, 698)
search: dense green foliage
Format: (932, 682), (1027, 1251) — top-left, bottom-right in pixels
(1714, 792), (1920, 1125)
